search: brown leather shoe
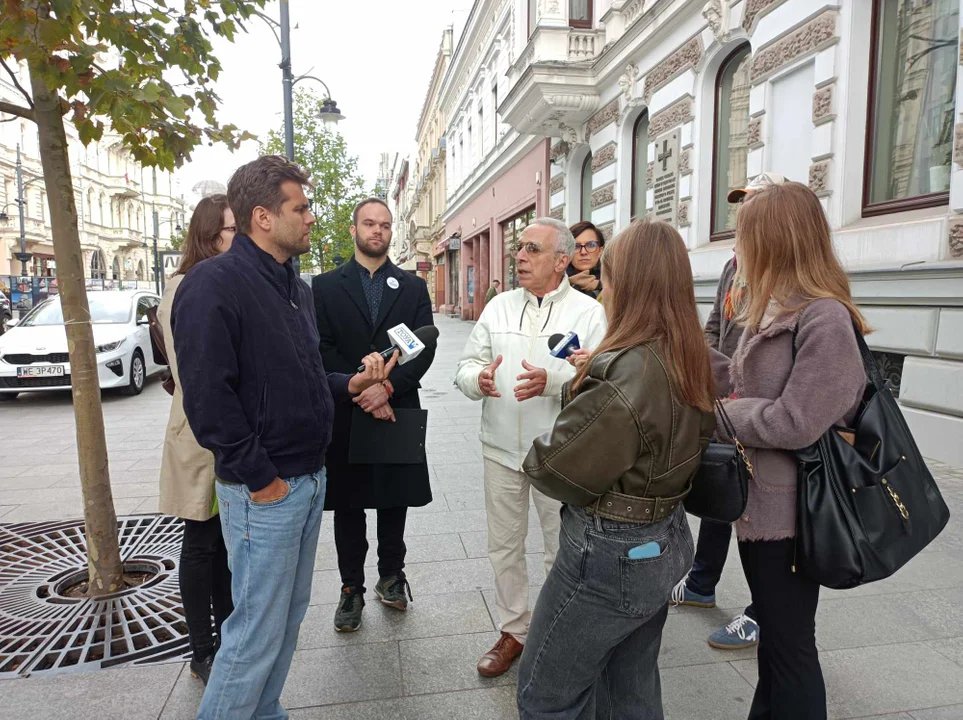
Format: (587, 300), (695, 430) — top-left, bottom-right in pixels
(477, 632), (523, 678)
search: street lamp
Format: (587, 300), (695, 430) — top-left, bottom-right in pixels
(254, 1), (344, 274)
(0, 144), (43, 276)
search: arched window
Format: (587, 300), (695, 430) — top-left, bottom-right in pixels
(865, 0), (958, 215)
(111, 256), (121, 280)
(711, 43), (752, 239)
(580, 153), (593, 222)
(631, 112), (649, 220)
(137, 260), (145, 280)
(91, 250), (106, 280)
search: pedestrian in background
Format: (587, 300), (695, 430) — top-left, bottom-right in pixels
(518, 220), (715, 718)
(312, 198), (436, 633)
(565, 220), (604, 299)
(485, 279), (500, 304)
(157, 193), (237, 685)
(712, 181), (868, 719)
(456, 217), (607, 678)
(173, 155), (397, 720)
(670, 172), (789, 651)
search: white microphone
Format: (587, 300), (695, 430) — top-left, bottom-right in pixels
(356, 324), (439, 372)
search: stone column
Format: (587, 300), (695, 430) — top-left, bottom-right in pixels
(471, 238), (481, 320)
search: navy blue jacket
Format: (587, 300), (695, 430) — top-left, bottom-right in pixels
(171, 234), (351, 492)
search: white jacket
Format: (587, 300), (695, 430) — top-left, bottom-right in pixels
(455, 276), (608, 471)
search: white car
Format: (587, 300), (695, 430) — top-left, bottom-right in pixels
(0, 291), (164, 399)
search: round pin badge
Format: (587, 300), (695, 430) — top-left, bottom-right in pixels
(387, 277), (400, 290)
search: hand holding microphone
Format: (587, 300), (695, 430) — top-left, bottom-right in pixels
(547, 332), (590, 369)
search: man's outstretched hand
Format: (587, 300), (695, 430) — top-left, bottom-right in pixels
(514, 360), (547, 402)
(349, 350), (399, 395)
(479, 355), (503, 398)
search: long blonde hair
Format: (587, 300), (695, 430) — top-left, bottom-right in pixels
(734, 182), (869, 334)
(573, 220), (714, 412)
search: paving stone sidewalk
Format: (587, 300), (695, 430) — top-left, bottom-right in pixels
(0, 313), (962, 719)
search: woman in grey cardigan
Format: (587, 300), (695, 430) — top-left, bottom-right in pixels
(714, 182), (869, 720)
(158, 194), (236, 685)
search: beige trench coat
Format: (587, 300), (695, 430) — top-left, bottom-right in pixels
(158, 274), (217, 521)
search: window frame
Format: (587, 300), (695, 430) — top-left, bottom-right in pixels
(861, 0), (952, 218)
(580, 153), (593, 222)
(569, 0), (592, 28)
(709, 42), (752, 243)
(630, 111), (649, 220)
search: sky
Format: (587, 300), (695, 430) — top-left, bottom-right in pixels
(178, 0), (472, 205)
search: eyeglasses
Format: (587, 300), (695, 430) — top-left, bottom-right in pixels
(575, 241), (601, 254)
(510, 241), (560, 257)
(221, 225), (236, 233)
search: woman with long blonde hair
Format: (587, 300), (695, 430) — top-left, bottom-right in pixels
(715, 181), (867, 719)
(517, 220), (715, 718)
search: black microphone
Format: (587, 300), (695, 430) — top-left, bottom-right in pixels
(356, 324), (440, 373)
(548, 332), (581, 358)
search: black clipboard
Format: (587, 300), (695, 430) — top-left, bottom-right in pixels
(347, 406), (428, 465)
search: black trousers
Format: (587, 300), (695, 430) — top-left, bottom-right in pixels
(334, 507), (408, 592)
(179, 516), (233, 661)
(689, 518), (756, 621)
(739, 539), (826, 720)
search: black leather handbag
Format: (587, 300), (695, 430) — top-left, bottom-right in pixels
(795, 327), (951, 589)
(684, 400), (751, 523)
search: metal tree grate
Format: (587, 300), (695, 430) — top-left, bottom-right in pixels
(0, 515), (190, 677)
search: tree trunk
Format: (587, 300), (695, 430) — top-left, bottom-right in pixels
(28, 64), (123, 595)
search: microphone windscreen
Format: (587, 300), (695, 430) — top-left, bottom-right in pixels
(548, 333), (564, 350)
(415, 325), (440, 347)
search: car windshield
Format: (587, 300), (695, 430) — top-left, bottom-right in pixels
(19, 295), (134, 326)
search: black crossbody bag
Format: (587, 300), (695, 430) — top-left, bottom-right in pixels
(684, 399), (751, 524)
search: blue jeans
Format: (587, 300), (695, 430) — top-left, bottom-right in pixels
(197, 470), (326, 720)
(517, 504), (694, 719)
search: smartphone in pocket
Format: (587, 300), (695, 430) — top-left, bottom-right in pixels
(627, 541), (662, 559)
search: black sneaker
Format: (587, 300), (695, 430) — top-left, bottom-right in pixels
(189, 653), (215, 685)
(374, 575), (412, 611)
(334, 586), (365, 632)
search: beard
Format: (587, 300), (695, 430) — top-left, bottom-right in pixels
(356, 234), (389, 259)
(276, 224), (310, 259)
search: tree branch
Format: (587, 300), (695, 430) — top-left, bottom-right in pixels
(0, 57), (34, 108)
(0, 100), (35, 121)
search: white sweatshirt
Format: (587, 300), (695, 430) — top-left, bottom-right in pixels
(455, 276), (608, 471)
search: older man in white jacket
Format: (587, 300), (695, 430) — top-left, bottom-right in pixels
(456, 217), (607, 678)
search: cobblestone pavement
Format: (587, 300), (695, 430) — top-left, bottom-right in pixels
(1, 313), (962, 719)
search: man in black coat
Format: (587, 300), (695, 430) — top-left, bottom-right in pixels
(312, 197), (436, 632)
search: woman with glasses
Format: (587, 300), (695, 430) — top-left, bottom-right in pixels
(566, 221), (604, 299)
(158, 194), (236, 684)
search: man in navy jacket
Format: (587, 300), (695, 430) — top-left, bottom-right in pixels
(173, 155), (397, 719)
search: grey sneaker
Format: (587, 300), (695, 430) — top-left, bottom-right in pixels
(708, 613), (759, 650)
(334, 586), (365, 632)
(670, 577), (716, 608)
(374, 576), (412, 611)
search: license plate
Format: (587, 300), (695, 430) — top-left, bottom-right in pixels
(17, 365), (65, 378)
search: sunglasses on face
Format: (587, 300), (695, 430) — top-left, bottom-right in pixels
(511, 241), (559, 257)
(575, 241), (601, 253)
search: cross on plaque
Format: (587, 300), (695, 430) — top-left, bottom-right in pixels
(658, 139), (673, 171)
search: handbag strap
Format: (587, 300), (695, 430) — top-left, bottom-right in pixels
(714, 398), (754, 478)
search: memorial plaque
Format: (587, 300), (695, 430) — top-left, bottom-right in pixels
(652, 131), (680, 227)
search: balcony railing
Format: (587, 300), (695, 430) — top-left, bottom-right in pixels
(568, 30), (604, 61)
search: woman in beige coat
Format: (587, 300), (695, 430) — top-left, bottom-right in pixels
(158, 194), (236, 685)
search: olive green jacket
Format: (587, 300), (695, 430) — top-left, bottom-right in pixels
(523, 343), (715, 523)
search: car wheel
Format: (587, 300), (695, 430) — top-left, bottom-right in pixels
(122, 350), (146, 396)
(0, 392), (19, 401)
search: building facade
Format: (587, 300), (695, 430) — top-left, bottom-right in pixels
(0, 64), (187, 286)
(408, 28), (454, 309)
(439, 0), (554, 320)
(478, 0), (963, 466)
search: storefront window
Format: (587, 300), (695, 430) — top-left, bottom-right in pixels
(865, 0), (958, 213)
(711, 44), (751, 238)
(501, 208), (535, 290)
(631, 112), (649, 220)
